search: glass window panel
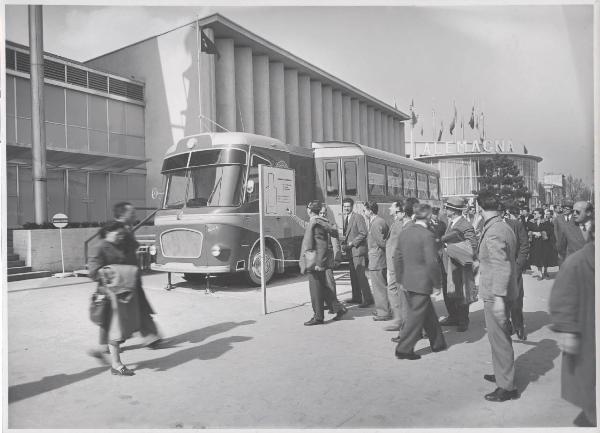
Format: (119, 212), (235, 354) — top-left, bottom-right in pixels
(428, 175), (439, 200)
(8, 197), (19, 228)
(89, 172), (108, 223)
(417, 173), (428, 199)
(125, 104), (144, 137)
(17, 117), (32, 145)
(367, 162), (386, 196)
(126, 136), (145, 157)
(67, 126), (88, 151)
(44, 85), (65, 124)
(47, 169), (66, 217)
(325, 162), (339, 197)
(108, 100), (125, 134)
(88, 95), (107, 131)
(89, 130), (108, 153)
(127, 174), (146, 201)
(109, 133), (126, 155)
(7, 76), (15, 116)
(68, 171), (88, 222)
(15, 77), (31, 117)
(387, 166), (402, 198)
(403, 170), (416, 197)
(66, 90), (87, 127)
(45, 122), (66, 148)
(7, 165), (18, 196)
(7, 116), (16, 144)
(109, 173), (128, 200)
(18, 167), (34, 224)
(344, 161), (357, 196)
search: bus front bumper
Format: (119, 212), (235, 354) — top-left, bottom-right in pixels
(150, 263), (231, 274)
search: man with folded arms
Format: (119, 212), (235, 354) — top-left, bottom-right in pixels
(477, 192), (519, 402)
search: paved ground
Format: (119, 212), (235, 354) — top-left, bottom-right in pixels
(6, 266), (580, 429)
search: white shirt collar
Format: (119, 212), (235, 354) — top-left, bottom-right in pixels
(414, 220), (428, 228)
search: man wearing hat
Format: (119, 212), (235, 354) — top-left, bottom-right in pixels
(553, 201), (573, 265)
(439, 197), (478, 332)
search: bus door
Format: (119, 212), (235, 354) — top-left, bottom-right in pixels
(321, 158), (343, 229)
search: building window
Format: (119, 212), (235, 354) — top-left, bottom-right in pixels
(367, 162), (386, 196)
(344, 161), (358, 196)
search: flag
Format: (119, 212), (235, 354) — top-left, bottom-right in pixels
(437, 120), (444, 142)
(449, 102), (457, 135)
(468, 106), (475, 129)
(475, 112), (479, 129)
(524, 145), (529, 154)
(409, 99), (418, 126)
(200, 28), (220, 59)
(420, 124), (424, 136)
(394, 98), (398, 110)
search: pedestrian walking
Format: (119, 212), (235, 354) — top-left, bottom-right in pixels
(519, 205), (533, 227)
(544, 208), (559, 269)
(392, 203), (446, 360)
(504, 205), (530, 340)
(549, 222), (596, 427)
(476, 192), (519, 402)
(556, 201), (593, 263)
(527, 208), (556, 279)
(363, 201), (391, 321)
(439, 197), (478, 332)
(300, 201), (347, 326)
(341, 198), (373, 308)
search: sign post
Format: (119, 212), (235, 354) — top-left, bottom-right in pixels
(52, 213), (73, 278)
(258, 165), (296, 315)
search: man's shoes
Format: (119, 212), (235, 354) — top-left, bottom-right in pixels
(431, 343), (448, 352)
(484, 374), (496, 383)
(328, 308), (335, 314)
(383, 324), (401, 331)
(395, 352), (421, 360)
(358, 303), (374, 308)
(373, 315), (392, 321)
(332, 308), (347, 321)
(484, 387), (519, 402)
(304, 317), (324, 326)
(110, 365), (135, 376)
(391, 336), (401, 343)
(344, 298), (361, 304)
(439, 317), (458, 326)
(516, 327), (527, 340)
(456, 324), (468, 332)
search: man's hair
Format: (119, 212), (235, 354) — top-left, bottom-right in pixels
(393, 200), (404, 211)
(307, 200), (322, 215)
(533, 207), (544, 215)
(432, 207), (440, 216)
(342, 197), (354, 206)
(508, 205), (520, 216)
(364, 201), (378, 214)
(476, 191), (501, 211)
(413, 203), (431, 220)
(521, 205), (530, 212)
(113, 201), (133, 219)
(404, 197), (419, 216)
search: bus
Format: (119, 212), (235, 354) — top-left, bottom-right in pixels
(149, 132), (441, 285)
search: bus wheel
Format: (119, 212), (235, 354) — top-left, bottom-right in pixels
(247, 246), (275, 286)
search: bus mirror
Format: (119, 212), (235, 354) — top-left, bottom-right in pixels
(246, 180), (255, 194)
(151, 187), (165, 200)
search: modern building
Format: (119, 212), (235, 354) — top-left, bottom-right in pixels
(6, 13), (409, 227)
(412, 139), (542, 206)
(542, 173), (565, 205)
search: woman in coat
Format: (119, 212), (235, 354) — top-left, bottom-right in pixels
(527, 208), (555, 279)
(549, 223), (595, 427)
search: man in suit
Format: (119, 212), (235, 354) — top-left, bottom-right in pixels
(363, 201), (391, 320)
(393, 203), (446, 360)
(519, 205), (533, 227)
(341, 197), (373, 307)
(477, 191), (519, 402)
(440, 197), (478, 332)
(429, 207), (447, 244)
(556, 201), (592, 263)
(553, 201), (572, 264)
(505, 204), (530, 340)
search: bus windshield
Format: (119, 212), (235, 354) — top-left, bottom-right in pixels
(164, 165), (245, 208)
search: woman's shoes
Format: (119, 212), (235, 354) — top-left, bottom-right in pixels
(110, 365), (135, 376)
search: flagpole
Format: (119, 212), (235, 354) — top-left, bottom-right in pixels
(432, 108), (436, 143)
(195, 17), (203, 133)
(462, 115), (465, 141)
(410, 122), (415, 159)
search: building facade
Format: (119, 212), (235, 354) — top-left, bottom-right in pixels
(413, 139), (542, 207)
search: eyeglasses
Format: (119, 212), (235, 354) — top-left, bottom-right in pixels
(573, 210), (582, 215)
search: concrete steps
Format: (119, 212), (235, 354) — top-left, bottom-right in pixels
(7, 266), (32, 275)
(8, 271), (53, 282)
(6, 229), (52, 282)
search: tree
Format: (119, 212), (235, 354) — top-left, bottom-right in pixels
(474, 155), (531, 205)
(564, 174), (592, 203)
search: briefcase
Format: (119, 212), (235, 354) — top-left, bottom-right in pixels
(446, 241), (474, 266)
(299, 249), (317, 274)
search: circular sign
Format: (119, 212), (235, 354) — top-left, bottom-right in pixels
(52, 213), (69, 228)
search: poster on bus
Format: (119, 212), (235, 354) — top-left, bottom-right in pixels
(260, 166), (296, 216)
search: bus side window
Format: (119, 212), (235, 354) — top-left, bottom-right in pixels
(344, 161), (357, 196)
(325, 162), (339, 196)
(246, 155), (270, 202)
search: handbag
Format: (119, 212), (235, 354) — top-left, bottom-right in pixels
(89, 291), (111, 327)
(299, 249), (317, 274)
(446, 240), (474, 266)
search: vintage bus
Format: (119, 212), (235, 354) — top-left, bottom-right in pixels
(149, 132), (441, 284)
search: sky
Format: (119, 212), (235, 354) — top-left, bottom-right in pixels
(4, 3), (595, 185)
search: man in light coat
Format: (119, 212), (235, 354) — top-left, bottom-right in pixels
(556, 201), (593, 263)
(477, 192), (519, 402)
(363, 201), (390, 320)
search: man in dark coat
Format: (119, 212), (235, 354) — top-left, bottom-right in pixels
(440, 197), (478, 332)
(341, 197), (373, 307)
(363, 201), (390, 320)
(553, 201), (573, 264)
(393, 203), (446, 360)
(549, 225), (596, 427)
(505, 205), (530, 340)
(556, 201), (593, 263)
(477, 192), (519, 402)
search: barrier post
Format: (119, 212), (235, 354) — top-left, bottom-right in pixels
(258, 165), (267, 315)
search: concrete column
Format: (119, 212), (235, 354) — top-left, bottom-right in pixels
(375, 109), (382, 149)
(367, 106), (375, 147)
(342, 94), (352, 141)
(199, 27), (216, 133)
(310, 80), (323, 142)
(398, 121), (406, 156)
(234, 46), (254, 133)
(351, 98), (360, 143)
(382, 114), (389, 151)
(215, 38), (236, 131)
(322, 85), (333, 141)
(298, 75), (312, 148)
(284, 68), (299, 146)
(388, 117), (395, 154)
(360, 102), (368, 145)
(332, 89), (343, 140)
(269, 61), (286, 142)
(393, 119), (400, 155)
(253, 54), (270, 136)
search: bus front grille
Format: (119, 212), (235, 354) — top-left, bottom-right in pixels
(160, 229), (203, 258)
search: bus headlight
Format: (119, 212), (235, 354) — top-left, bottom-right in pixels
(211, 245), (222, 257)
(149, 245), (157, 256)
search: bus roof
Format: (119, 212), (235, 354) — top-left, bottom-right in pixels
(312, 141), (440, 174)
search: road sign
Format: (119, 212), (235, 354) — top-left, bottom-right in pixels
(52, 213), (69, 228)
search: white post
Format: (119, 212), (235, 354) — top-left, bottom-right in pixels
(59, 227), (65, 274)
(258, 165), (267, 315)
(410, 123), (415, 159)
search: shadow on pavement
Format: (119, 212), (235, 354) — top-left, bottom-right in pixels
(520, 310), (551, 336)
(8, 366), (108, 404)
(514, 338), (561, 394)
